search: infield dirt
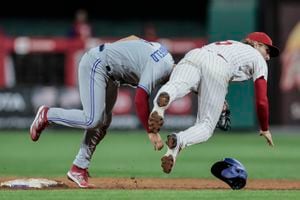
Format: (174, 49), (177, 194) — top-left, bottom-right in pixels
(1, 177), (300, 190)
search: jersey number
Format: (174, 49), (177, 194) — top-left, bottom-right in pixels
(215, 41), (233, 45)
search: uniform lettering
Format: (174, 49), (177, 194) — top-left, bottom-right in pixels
(150, 45), (169, 62)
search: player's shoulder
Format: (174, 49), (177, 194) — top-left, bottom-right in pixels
(246, 46), (267, 65)
(236, 41), (258, 52)
(116, 35), (141, 42)
(148, 41), (162, 49)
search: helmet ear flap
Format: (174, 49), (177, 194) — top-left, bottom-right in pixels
(211, 158), (248, 190)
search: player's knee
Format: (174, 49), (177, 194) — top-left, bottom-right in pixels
(86, 117), (103, 129)
(199, 125), (214, 142)
(202, 131), (214, 142)
(206, 130), (214, 139)
(206, 124), (215, 137)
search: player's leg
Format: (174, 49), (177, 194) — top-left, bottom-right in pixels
(177, 53), (231, 147)
(149, 62), (201, 133)
(30, 52), (108, 141)
(161, 53), (230, 173)
(48, 55), (107, 129)
(72, 79), (118, 169)
(161, 83), (227, 174)
(67, 80), (118, 188)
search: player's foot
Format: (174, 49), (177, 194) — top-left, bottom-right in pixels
(161, 155), (174, 174)
(148, 92), (170, 133)
(148, 111), (164, 133)
(30, 105), (49, 142)
(165, 133), (177, 149)
(67, 165), (89, 188)
(157, 92), (170, 107)
(161, 133), (181, 174)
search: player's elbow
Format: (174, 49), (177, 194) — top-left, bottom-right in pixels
(256, 97), (268, 110)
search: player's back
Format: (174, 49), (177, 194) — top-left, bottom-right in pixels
(202, 40), (268, 81)
(203, 40), (262, 67)
(103, 39), (174, 86)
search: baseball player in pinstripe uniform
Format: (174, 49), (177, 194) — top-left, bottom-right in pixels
(148, 32), (280, 174)
(29, 35), (174, 187)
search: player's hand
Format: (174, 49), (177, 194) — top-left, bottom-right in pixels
(148, 132), (164, 151)
(259, 130), (274, 147)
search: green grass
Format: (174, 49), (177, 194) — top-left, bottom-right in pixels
(0, 129), (300, 199)
(1, 190), (300, 200)
(0, 130), (299, 179)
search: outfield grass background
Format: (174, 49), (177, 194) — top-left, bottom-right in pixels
(0, 129), (300, 199)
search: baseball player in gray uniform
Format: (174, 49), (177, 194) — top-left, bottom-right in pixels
(30, 35), (174, 187)
(148, 32), (279, 174)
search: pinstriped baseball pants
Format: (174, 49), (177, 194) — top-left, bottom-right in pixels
(154, 49), (232, 149)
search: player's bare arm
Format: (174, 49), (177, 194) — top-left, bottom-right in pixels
(148, 132), (164, 151)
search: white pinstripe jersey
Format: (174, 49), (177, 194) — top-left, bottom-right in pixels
(202, 40), (268, 82)
(103, 39), (174, 94)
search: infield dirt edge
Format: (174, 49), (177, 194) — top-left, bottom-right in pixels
(1, 177), (300, 190)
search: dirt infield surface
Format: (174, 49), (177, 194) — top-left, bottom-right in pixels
(2, 177), (300, 190)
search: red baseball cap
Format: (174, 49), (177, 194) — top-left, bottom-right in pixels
(246, 32), (280, 57)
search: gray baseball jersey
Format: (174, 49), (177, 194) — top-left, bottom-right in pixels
(47, 39), (174, 131)
(152, 40), (268, 154)
(105, 40), (174, 94)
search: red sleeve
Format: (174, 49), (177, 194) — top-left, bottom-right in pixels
(254, 77), (269, 131)
(135, 87), (150, 133)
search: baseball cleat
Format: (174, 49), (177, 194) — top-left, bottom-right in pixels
(148, 92), (170, 133)
(30, 105), (49, 142)
(161, 133), (181, 174)
(157, 92), (170, 107)
(166, 134), (177, 149)
(161, 155), (174, 174)
(67, 165), (89, 188)
(148, 111), (164, 133)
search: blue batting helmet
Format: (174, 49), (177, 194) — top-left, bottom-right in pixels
(211, 158), (248, 190)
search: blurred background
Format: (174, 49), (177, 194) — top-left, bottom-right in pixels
(0, 0), (299, 131)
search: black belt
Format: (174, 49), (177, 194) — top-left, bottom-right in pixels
(99, 44), (105, 52)
(99, 44), (115, 81)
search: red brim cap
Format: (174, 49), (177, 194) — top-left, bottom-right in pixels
(246, 32), (280, 57)
(266, 44), (280, 57)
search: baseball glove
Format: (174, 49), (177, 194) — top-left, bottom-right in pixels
(216, 100), (231, 131)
